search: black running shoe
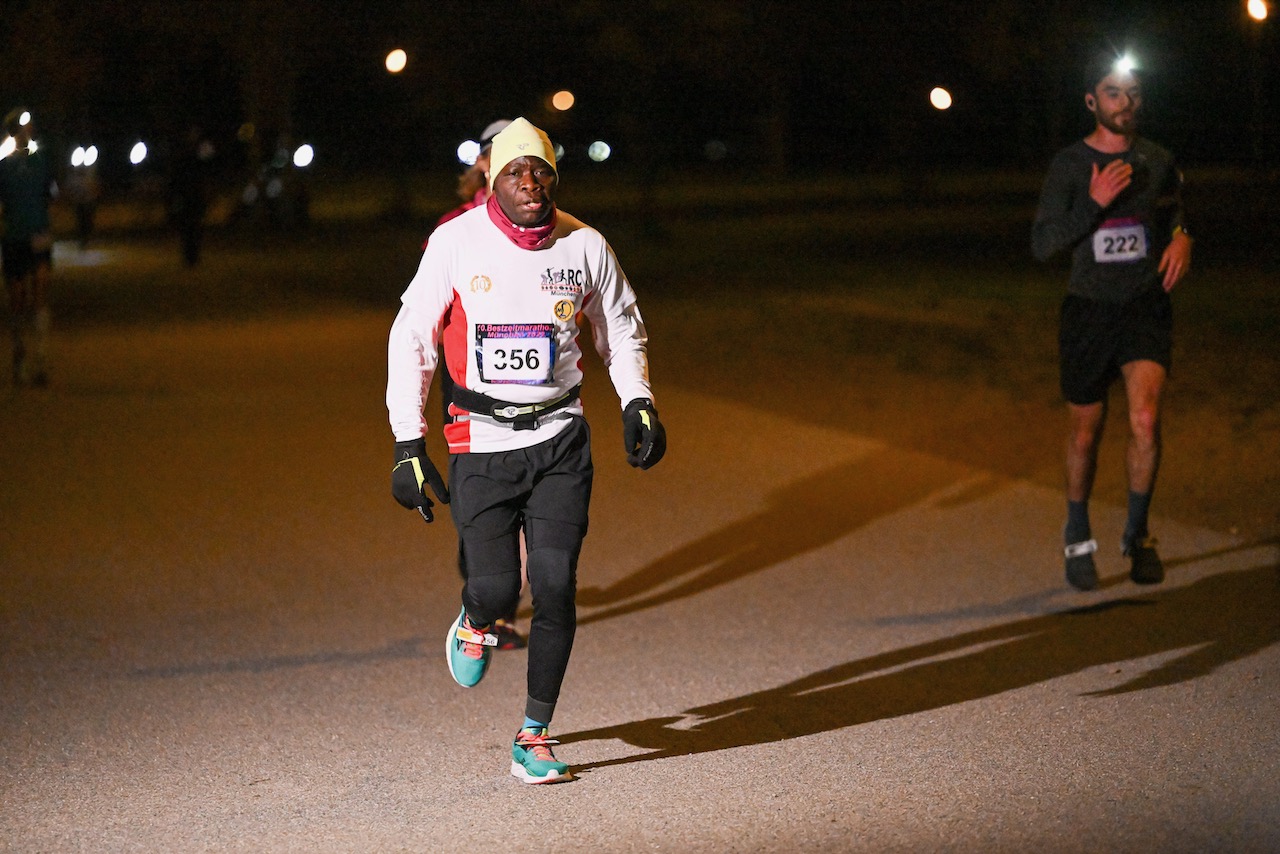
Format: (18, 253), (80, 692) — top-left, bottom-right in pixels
(1064, 539), (1099, 591)
(1124, 536), (1164, 585)
(492, 618), (527, 651)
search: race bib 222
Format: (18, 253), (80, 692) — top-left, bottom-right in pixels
(1092, 218), (1148, 263)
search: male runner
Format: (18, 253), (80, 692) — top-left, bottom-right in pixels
(1032, 52), (1192, 591)
(386, 117), (666, 783)
(0, 108), (55, 387)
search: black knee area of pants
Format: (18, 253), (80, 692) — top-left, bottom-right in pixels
(524, 516), (583, 627)
(527, 547), (577, 614)
(460, 534), (521, 626)
(464, 573), (521, 627)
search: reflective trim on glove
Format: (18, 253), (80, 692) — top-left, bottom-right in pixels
(391, 438), (450, 522)
(622, 398), (667, 470)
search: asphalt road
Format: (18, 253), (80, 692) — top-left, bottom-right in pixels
(2, 241), (1277, 852)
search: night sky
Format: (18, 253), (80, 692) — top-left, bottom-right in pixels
(1, 0), (1276, 180)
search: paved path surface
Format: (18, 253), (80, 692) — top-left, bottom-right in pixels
(3, 306), (1277, 852)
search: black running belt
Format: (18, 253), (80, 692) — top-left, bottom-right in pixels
(449, 383), (582, 431)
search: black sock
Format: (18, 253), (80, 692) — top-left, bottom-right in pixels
(1065, 500), (1091, 545)
(1124, 491), (1152, 545)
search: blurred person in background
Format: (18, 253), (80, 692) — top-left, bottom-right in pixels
(429, 118), (511, 239)
(168, 125), (214, 266)
(1032, 51), (1192, 592)
(0, 107), (56, 387)
(387, 117), (666, 784)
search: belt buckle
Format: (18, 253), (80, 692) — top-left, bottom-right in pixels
(497, 405), (522, 420)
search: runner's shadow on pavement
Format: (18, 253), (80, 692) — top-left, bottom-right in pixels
(560, 561), (1279, 774)
(874, 536), (1280, 625)
(130, 637), (426, 679)
(576, 450), (968, 625)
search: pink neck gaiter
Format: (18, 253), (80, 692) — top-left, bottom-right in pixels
(486, 194), (557, 250)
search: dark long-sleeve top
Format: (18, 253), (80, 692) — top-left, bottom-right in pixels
(1032, 138), (1186, 304)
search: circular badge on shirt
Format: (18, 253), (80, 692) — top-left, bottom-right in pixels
(553, 299), (575, 322)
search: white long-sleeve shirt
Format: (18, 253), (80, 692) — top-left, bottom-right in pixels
(387, 204), (653, 454)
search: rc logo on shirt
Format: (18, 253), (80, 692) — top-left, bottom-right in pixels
(540, 267), (585, 295)
(554, 299), (575, 322)
(469, 275), (492, 293)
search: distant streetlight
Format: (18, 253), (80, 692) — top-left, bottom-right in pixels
(929, 87), (953, 110)
(292, 144), (314, 168)
(385, 48), (407, 74)
(71, 145), (98, 167)
(130, 141), (148, 165)
(587, 140), (611, 162)
(456, 139), (481, 166)
(551, 90), (575, 111)
(1248, 0), (1269, 163)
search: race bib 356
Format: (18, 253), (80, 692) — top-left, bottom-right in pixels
(475, 323), (555, 385)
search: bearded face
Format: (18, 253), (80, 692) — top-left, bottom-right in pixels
(1089, 72), (1142, 136)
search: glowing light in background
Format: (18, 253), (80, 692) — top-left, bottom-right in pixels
(930, 87), (953, 110)
(587, 140), (611, 162)
(385, 49), (407, 73)
(129, 141), (148, 165)
(456, 139), (481, 166)
(0, 137), (15, 159)
(71, 145), (99, 167)
(1114, 54), (1136, 75)
(18, 111), (31, 127)
(292, 144), (314, 168)
(551, 90), (575, 111)
(1248, 0), (1268, 22)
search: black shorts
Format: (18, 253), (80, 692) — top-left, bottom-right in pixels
(448, 417), (593, 577)
(1059, 288), (1172, 406)
(2, 238), (52, 281)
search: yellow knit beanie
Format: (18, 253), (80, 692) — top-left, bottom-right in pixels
(487, 117), (556, 190)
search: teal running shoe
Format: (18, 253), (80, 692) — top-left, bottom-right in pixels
(446, 607), (495, 688)
(511, 727), (573, 785)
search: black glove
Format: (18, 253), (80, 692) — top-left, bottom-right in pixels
(622, 398), (666, 470)
(391, 438), (450, 523)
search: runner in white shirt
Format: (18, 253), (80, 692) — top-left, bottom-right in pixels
(386, 118), (666, 784)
